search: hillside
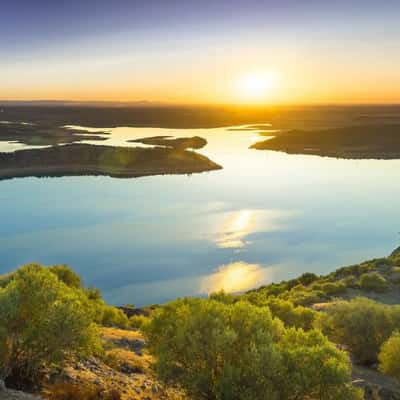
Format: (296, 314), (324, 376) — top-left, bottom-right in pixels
(2, 250), (400, 399)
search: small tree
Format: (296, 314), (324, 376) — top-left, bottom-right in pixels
(359, 272), (388, 292)
(0, 264), (101, 384)
(101, 305), (129, 328)
(379, 331), (400, 381)
(298, 272), (319, 286)
(146, 298), (283, 400)
(145, 298), (358, 400)
(322, 297), (400, 364)
(278, 328), (356, 400)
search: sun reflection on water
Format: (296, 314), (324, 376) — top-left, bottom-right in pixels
(201, 261), (267, 294)
(216, 209), (255, 248)
(215, 209), (296, 249)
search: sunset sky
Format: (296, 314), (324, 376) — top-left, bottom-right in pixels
(2, 0), (400, 104)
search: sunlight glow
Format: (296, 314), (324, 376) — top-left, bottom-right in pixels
(216, 209), (255, 248)
(201, 262), (267, 294)
(237, 71), (279, 102)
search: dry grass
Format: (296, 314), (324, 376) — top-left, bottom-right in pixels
(101, 327), (143, 342)
(46, 382), (121, 400)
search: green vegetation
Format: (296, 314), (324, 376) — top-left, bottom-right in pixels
(101, 305), (129, 328)
(379, 332), (400, 381)
(49, 264), (83, 288)
(128, 315), (150, 330)
(0, 264), (130, 387)
(0, 264), (101, 384)
(244, 252), (400, 310)
(145, 298), (360, 400)
(322, 298), (400, 364)
(242, 295), (317, 330)
(359, 272), (388, 292)
(2, 248), (400, 398)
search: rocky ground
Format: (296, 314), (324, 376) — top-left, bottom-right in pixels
(353, 365), (400, 400)
(41, 327), (184, 400)
(0, 380), (40, 400)
(1, 327), (184, 400)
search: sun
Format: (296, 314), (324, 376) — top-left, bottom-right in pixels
(237, 71), (279, 102)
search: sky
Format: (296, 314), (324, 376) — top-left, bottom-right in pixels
(1, 0), (400, 105)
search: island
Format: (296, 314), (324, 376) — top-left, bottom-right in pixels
(129, 135), (207, 150)
(0, 121), (109, 146)
(251, 124), (400, 159)
(0, 143), (222, 180)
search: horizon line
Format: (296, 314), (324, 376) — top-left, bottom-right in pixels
(2, 100), (400, 108)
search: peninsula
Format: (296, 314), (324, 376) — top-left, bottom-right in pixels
(0, 143), (222, 180)
(251, 124), (400, 159)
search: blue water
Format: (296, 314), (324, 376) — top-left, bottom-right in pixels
(0, 125), (399, 305)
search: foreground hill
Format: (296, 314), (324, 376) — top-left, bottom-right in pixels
(1, 249), (400, 399)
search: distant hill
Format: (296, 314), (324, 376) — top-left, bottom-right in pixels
(252, 124), (400, 159)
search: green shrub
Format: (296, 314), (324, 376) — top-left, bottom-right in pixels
(379, 331), (400, 381)
(0, 272), (14, 288)
(86, 287), (102, 301)
(334, 263), (373, 279)
(267, 283), (288, 296)
(319, 282), (347, 296)
(0, 264), (101, 383)
(285, 279), (301, 290)
(278, 328), (361, 400)
(101, 305), (129, 328)
(129, 315), (149, 330)
(298, 272), (319, 286)
(286, 289), (327, 306)
(290, 283), (306, 292)
(209, 290), (236, 304)
(359, 272), (388, 292)
(145, 298), (358, 400)
(343, 275), (359, 288)
(369, 258), (393, 270)
(264, 297), (317, 330)
(310, 282), (323, 291)
(49, 265), (82, 289)
(322, 298), (400, 364)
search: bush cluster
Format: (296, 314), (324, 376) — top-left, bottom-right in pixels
(145, 298), (361, 400)
(359, 272), (388, 292)
(378, 331), (400, 381)
(0, 263), (129, 386)
(322, 297), (400, 364)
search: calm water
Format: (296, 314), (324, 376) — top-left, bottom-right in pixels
(0, 125), (399, 305)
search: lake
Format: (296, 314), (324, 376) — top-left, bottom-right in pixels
(0, 124), (399, 305)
